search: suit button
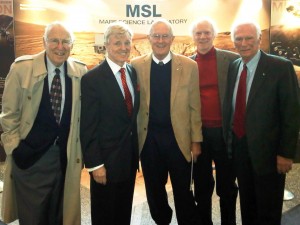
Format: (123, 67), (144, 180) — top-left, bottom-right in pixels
(77, 158), (80, 163)
(27, 96), (31, 100)
(144, 127), (147, 131)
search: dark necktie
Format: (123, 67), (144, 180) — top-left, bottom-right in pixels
(233, 64), (247, 138)
(120, 68), (133, 117)
(158, 61), (164, 66)
(50, 68), (62, 124)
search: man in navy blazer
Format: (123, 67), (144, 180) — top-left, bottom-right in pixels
(80, 22), (139, 225)
(223, 20), (300, 225)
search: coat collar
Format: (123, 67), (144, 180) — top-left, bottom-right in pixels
(30, 51), (82, 79)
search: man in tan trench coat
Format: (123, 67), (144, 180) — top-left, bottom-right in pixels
(0, 21), (87, 225)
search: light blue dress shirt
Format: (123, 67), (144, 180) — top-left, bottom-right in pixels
(232, 50), (261, 111)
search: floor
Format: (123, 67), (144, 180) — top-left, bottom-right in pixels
(1, 163), (300, 224)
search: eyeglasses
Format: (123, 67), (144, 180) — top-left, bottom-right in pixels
(234, 36), (254, 43)
(150, 34), (172, 40)
(46, 38), (73, 47)
(194, 31), (212, 37)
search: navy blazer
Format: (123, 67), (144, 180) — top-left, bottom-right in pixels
(80, 59), (140, 182)
(223, 51), (300, 175)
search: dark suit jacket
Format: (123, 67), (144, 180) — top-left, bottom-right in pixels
(80, 60), (140, 183)
(223, 50), (300, 175)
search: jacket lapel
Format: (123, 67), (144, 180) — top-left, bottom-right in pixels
(247, 51), (268, 108)
(126, 64), (138, 109)
(170, 53), (182, 110)
(229, 59), (241, 102)
(141, 54), (152, 109)
(216, 50), (229, 106)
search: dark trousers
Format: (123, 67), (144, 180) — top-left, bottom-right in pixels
(89, 167), (136, 225)
(194, 127), (238, 225)
(232, 135), (285, 225)
(12, 145), (64, 225)
(141, 128), (200, 225)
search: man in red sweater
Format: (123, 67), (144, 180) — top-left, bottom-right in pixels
(190, 17), (239, 225)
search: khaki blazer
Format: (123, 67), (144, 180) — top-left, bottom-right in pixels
(0, 51), (88, 224)
(131, 52), (203, 162)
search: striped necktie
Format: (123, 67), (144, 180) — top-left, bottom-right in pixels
(120, 68), (133, 117)
(50, 68), (62, 124)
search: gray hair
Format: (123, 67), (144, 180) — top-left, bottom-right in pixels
(190, 17), (218, 37)
(149, 18), (174, 36)
(230, 20), (262, 42)
(43, 21), (75, 42)
(104, 21), (133, 44)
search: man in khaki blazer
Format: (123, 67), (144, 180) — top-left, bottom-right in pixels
(131, 18), (202, 225)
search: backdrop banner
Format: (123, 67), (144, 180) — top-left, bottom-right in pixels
(270, 0), (300, 67)
(13, 0), (270, 69)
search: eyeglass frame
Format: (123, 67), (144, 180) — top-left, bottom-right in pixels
(149, 33), (173, 40)
(46, 38), (73, 47)
(233, 36), (255, 43)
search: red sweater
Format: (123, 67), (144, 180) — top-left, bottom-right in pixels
(195, 47), (222, 127)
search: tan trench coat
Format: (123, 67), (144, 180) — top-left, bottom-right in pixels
(0, 51), (88, 225)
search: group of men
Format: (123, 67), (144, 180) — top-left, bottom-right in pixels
(0, 16), (299, 225)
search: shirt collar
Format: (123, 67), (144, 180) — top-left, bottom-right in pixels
(152, 52), (172, 64)
(46, 56), (64, 76)
(242, 50), (261, 71)
(106, 57), (127, 75)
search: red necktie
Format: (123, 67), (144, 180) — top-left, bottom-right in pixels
(233, 64), (247, 138)
(120, 68), (133, 117)
(50, 68), (62, 124)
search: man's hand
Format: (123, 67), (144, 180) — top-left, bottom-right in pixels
(92, 166), (107, 185)
(191, 142), (202, 162)
(277, 155), (293, 174)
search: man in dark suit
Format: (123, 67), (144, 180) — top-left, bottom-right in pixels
(190, 17), (239, 225)
(80, 22), (139, 225)
(131, 18), (202, 225)
(223, 20), (300, 225)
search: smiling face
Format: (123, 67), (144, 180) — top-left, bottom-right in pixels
(43, 24), (73, 67)
(192, 21), (215, 54)
(148, 22), (174, 60)
(233, 23), (261, 63)
(105, 33), (132, 67)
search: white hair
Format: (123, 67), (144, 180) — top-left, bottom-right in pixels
(230, 20), (262, 41)
(190, 17), (219, 37)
